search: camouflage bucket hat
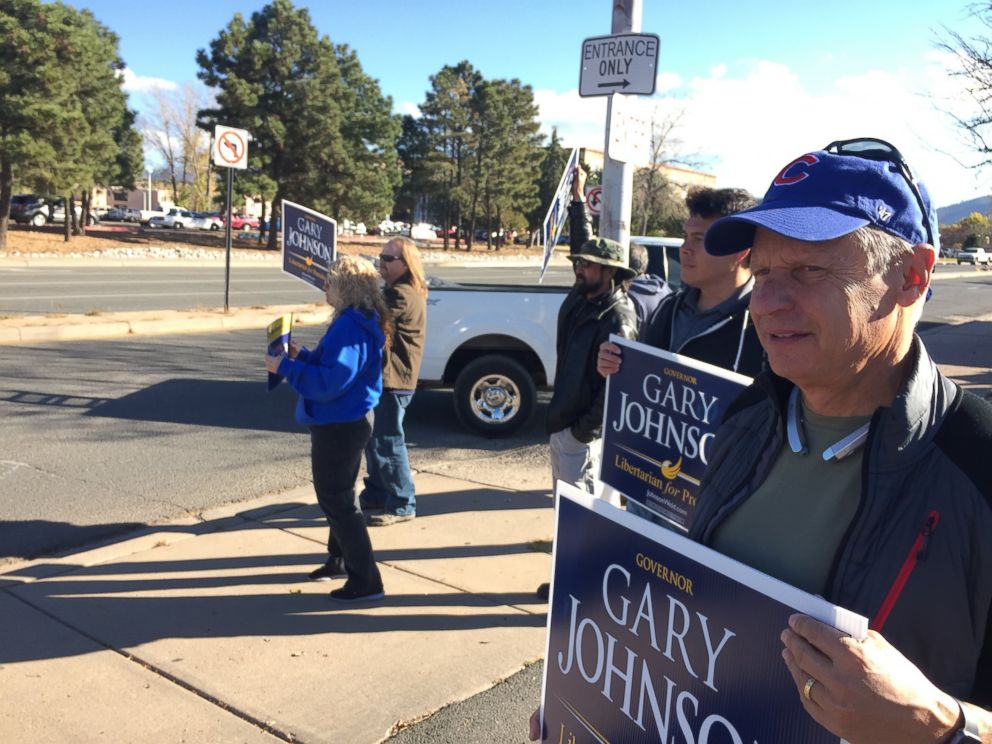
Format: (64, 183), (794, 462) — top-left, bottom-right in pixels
(569, 237), (637, 280)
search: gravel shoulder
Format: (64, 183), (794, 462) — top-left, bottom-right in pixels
(0, 223), (544, 264)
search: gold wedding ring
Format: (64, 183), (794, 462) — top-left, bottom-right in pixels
(803, 676), (816, 701)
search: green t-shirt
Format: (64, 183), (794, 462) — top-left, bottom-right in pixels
(709, 402), (869, 595)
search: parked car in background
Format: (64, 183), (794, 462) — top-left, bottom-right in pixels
(339, 219), (368, 237)
(139, 206), (170, 225)
(105, 206), (141, 222)
(378, 218), (404, 235)
(190, 212), (223, 231)
(435, 225), (466, 240)
(409, 223), (437, 241)
(149, 208), (195, 229)
(10, 194), (51, 226)
(957, 247), (992, 266)
(222, 213), (260, 231)
(49, 199), (99, 225)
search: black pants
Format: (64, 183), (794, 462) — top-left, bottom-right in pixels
(310, 415), (382, 592)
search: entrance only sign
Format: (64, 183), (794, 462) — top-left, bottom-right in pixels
(579, 33), (660, 97)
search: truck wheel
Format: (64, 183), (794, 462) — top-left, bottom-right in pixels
(30, 212), (46, 227)
(454, 355), (536, 436)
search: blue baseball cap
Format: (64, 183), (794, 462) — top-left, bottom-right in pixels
(705, 143), (938, 255)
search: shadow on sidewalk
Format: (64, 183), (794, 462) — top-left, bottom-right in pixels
(0, 519), (144, 561)
(1, 491), (551, 665)
(4, 379), (305, 433)
(923, 319), (992, 364)
(923, 319), (992, 396)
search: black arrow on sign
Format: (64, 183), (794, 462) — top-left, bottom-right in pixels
(598, 79), (630, 90)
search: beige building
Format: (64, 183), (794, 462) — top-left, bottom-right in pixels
(579, 147), (716, 197)
(93, 185), (173, 212)
(93, 185), (266, 217)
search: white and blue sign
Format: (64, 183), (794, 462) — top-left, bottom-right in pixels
(281, 200), (336, 291)
(600, 336), (751, 531)
(539, 485), (868, 744)
(541, 148), (580, 283)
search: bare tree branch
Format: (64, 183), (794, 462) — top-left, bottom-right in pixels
(935, 3), (992, 167)
(140, 84), (212, 209)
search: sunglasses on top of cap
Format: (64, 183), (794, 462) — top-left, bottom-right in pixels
(823, 137), (934, 247)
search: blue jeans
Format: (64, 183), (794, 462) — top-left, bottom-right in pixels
(362, 391), (416, 516)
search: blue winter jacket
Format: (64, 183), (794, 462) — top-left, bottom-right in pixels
(627, 274), (672, 326)
(277, 307), (385, 425)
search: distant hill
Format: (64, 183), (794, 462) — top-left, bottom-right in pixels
(938, 196), (992, 226)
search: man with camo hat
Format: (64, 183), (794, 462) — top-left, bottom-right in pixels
(536, 237), (639, 602)
(545, 237), (638, 500)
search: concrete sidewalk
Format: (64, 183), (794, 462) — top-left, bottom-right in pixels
(0, 303), (334, 345)
(918, 317), (992, 399)
(0, 472), (553, 743)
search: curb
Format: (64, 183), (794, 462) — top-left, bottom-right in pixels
(0, 305), (332, 345)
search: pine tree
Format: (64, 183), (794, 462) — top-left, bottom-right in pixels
(0, 1), (138, 248)
(331, 44), (401, 225)
(471, 79), (542, 250)
(395, 114), (433, 223)
(528, 128), (570, 245)
(420, 61), (481, 250)
(197, 0), (399, 251)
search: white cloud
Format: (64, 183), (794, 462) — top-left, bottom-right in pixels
(534, 56), (991, 208)
(655, 71), (682, 93)
(119, 68), (179, 93)
(400, 101), (422, 117)
(533, 87), (607, 150)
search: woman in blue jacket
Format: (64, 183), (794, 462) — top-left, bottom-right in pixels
(265, 256), (391, 602)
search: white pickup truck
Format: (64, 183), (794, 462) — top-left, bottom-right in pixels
(420, 236), (682, 436)
(139, 206), (174, 225)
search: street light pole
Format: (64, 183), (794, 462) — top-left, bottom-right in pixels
(146, 169), (152, 211)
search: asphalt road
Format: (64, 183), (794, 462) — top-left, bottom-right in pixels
(0, 263), (576, 315)
(0, 259), (984, 318)
(0, 326), (551, 563)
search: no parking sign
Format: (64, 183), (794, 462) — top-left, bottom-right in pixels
(585, 185), (602, 215)
(213, 125), (249, 170)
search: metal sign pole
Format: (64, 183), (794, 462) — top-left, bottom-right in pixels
(224, 167), (233, 312)
(600, 0), (641, 251)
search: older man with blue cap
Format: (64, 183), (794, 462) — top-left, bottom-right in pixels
(689, 138), (991, 743)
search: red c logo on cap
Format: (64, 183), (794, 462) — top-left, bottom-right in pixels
(773, 154), (819, 186)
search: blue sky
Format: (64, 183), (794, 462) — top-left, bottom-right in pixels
(69, 0), (987, 207)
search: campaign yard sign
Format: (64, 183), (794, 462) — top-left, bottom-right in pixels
(281, 200), (336, 291)
(266, 313), (293, 391)
(540, 485), (868, 744)
(600, 336), (752, 531)
(540, 148), (580, 283)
